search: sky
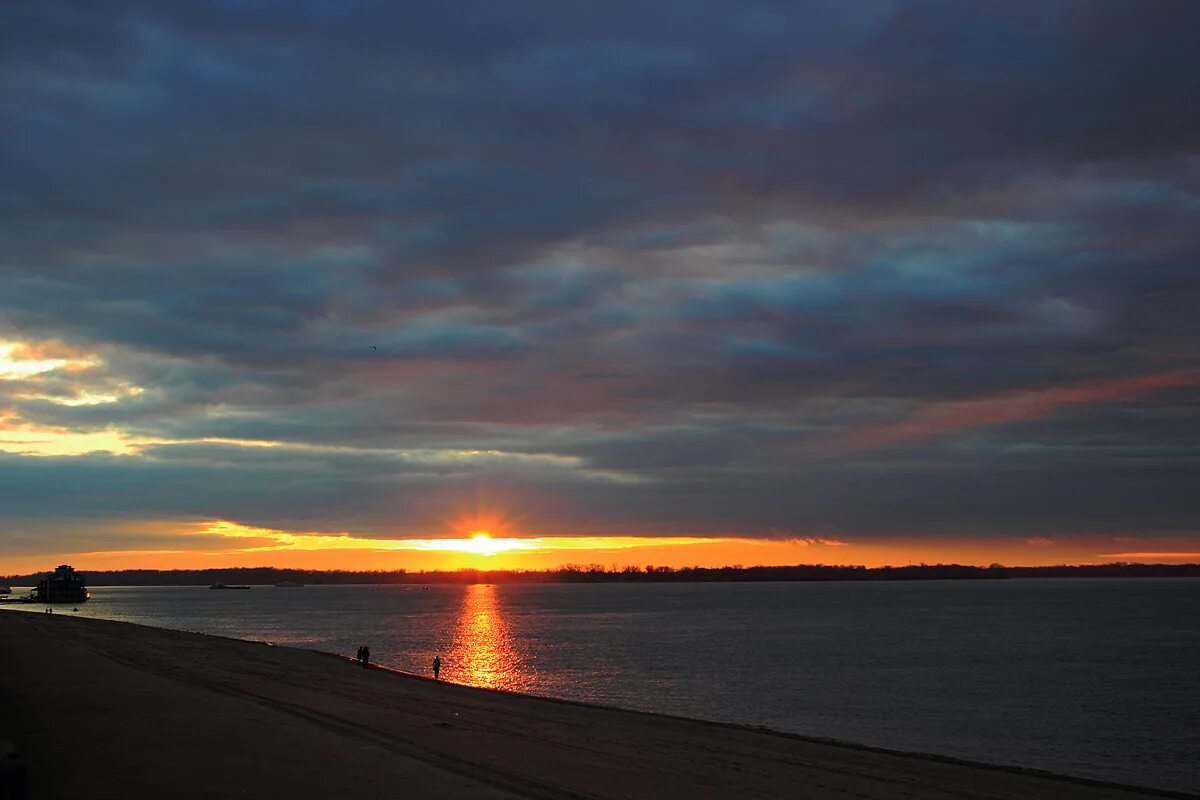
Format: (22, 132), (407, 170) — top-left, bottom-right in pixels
(2, 1), (1199, 573)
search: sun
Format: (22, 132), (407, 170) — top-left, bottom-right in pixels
(444, 531), (540, 557)
(458, 531), (513, 557)
(437, 505), (537, 558)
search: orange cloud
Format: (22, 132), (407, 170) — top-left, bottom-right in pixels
(0, 339), (98, 379)
(1095, 552), (1200, 560)
(198, 519), (724, 556)
(834, 367), (1200, 451)
(5, 339), (93, 361)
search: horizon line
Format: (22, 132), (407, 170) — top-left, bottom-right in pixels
(5, 561), (1199, 580)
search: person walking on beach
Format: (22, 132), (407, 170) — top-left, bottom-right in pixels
(432, 655), (441, 680)
(355, 645), (364, 666)
(361, 645), (370, 669)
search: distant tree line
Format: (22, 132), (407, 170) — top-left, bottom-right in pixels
(3, 562), (1198, 586)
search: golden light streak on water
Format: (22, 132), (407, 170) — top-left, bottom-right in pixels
(445, 584), (534, 692)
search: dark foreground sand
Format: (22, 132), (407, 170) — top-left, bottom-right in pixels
(0, 611), (1187, 800)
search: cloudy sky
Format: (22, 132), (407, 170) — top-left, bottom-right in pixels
(2, 1), (1199, 571)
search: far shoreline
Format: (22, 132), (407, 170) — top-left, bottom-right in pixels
(5, 561), (1199, 589)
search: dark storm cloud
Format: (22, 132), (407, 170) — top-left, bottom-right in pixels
(1, 0), (1199, 553)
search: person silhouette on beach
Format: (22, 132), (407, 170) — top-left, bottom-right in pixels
(355, 645), (364, 666)
(361, 645), (370, 669)
(432, 655), (441, 680)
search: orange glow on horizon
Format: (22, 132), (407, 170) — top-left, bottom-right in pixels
(189, 519), (725, 558)
(1, 518), (1196, 574)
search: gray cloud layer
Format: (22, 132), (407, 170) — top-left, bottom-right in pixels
(2, 1), (1198, 553)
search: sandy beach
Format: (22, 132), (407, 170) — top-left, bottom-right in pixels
(0, 611), (1186, 800)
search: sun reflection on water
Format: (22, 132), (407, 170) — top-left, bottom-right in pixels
(445, 583), (534, 692)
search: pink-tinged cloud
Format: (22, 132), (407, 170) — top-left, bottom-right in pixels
(1097, 552), (1200, 560)
(833, 368), (1200, 452)
(1026, 537), (1054, 546)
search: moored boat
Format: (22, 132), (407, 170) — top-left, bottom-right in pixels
(34, 565), (89, 603)
(209, 582), (251, 590)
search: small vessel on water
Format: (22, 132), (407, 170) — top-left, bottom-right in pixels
(209, 582), (250, 590)
(34, 565), (89, 603)
(273, 580), (305, 588)
(0, 586), (11, 595)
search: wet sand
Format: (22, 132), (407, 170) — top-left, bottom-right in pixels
(0, 611), (1186, 800)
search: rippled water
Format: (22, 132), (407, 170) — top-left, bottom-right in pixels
(6, 578), (1198, 792)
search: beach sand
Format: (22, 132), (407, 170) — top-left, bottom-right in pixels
(0, 611), (1182, 800)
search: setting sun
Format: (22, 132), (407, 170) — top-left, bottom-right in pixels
(456, 532), (526, 557)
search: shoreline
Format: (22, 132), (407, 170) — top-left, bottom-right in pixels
(361, 655), (1192, 799)
(1, 610), (1194, 799)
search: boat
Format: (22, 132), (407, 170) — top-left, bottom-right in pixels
(0, 586), (11, 595)
(209, 582), (251, 590)
(273, 581), (305, 588)
(34, 565), (89, 603)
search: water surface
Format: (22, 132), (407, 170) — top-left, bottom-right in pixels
(7, 578), (1197, 792)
